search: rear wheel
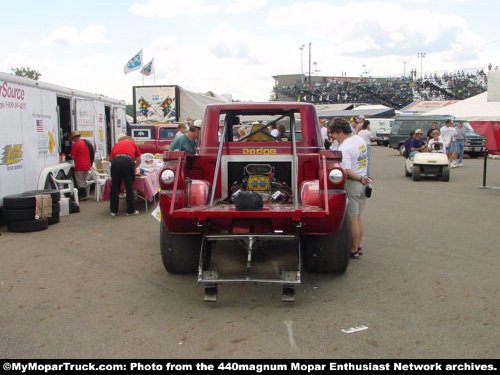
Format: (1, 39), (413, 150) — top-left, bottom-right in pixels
(441, 166), (450, 182)
(160, 221), (201, 273)
(412, 166), (421, 181)
(302, 215), (351, 273)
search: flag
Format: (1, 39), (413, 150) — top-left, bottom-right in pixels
(36, 119), (44, 132)
(140, 58), (154, 76)
(124, 49), (143, 74)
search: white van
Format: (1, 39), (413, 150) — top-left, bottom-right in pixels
(0, 72), (126, 207)
(366, 118), (394, 146)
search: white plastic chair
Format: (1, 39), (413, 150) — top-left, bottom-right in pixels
(50, 174), (79, 206)
(89, 166), (109, 202)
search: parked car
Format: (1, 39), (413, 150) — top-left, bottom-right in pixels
(127, 123), (179, 154)
(389, 115), (485, 157)
(366, 118), (394, 146)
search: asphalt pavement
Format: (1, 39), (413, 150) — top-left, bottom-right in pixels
(1, 146), (499, 359)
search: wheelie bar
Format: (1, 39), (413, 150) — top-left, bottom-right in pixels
(198, 234), (301, 302)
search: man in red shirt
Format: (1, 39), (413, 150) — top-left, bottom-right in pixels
(109, 135), (141, 216)
(69, 131), (93, 201)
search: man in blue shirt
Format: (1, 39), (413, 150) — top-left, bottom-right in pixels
(409, 129), (427, 157)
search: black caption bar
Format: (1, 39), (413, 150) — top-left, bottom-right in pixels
(1, 360), (498, 374)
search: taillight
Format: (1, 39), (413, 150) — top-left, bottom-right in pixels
(329, 169), (344, 184)
(161, 169), (175, 185)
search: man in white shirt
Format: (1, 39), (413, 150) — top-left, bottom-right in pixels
(328, 117), (372, 259)
(427, 130), (446, 153)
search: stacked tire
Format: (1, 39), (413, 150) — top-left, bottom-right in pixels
(2, 190), (60, 233)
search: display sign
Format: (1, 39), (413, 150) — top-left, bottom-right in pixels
(133, 86), (177, 123)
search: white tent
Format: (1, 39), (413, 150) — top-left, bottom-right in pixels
(488, 70), (500, 102)
(425, 92), (500, 152)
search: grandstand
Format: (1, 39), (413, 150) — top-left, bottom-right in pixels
(272, 70), (488, 110)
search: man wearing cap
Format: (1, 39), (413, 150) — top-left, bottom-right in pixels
(109, 135), (141, 216)
(168, 119), (201, 154)
(409, 129), (427, 157)
(69, 131), (94, 201)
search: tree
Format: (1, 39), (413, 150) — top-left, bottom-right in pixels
(11, 67), (41, 80)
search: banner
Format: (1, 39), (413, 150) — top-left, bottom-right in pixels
(140, 58), (154, 76)
(124, 49), (143, 74)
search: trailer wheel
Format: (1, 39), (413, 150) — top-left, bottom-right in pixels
(441, 166), (450, 182)
(48, 215), (60, 225)
(412, 166), (421, 181)
(23, 190), (60, 202)
(7, 218), (49, 233)
(160, 221), (201, 274)
(302, 215), (351, 273)
(2, 203), (60, 223)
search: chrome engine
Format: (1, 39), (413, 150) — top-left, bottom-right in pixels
(229, 163), (292, 204)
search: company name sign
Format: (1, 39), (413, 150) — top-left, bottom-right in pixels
(1, 81), (25, 100)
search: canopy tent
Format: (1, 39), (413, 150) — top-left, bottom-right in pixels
(314, 103), (354, 112)
(400, 100), (459, 114)
(317, 107), (395, 119)
(488, 70), (500, 102)
(424, 92), (500, 153)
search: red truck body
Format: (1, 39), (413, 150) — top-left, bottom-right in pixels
(157, 102), (350, 301)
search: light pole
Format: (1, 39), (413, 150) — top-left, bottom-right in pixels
(418, 52), (426, 79)
(308, 42), (312, 85)
(299, 45), (305, 80)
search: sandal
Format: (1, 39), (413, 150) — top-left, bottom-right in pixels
(357, 246), (363, 255)
(350, 249), (361, 259)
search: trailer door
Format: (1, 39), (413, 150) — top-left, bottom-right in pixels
(74, 99), (95, 140)
(94, 101), (107, 159)
(112, 106), (126, 145)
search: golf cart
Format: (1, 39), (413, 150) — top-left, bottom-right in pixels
(405, 152), (450, 181)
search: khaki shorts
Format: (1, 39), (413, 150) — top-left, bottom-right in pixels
(74, 170), (89, 189)
(345, 179), (367, 216)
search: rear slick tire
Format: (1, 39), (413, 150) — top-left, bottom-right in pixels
(302, 215), (351, 273)
(160, 221), (201, 274)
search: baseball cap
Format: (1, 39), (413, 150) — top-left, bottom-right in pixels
(193, 119), (202, 128)
(415, 128), (423, 134)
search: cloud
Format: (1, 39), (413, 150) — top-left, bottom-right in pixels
(225, 0), (268, 13)
(267, 1), (484, 59)
(41, 24), (109, 46)
(18, 40), (32, 49)
(129, 0), (218, 18)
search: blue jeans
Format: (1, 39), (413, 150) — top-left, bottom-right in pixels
(456, 140), (465, 163)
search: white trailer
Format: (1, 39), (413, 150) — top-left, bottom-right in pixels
(0, 72), (126, 207)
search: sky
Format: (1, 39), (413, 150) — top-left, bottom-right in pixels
(2, 0), (499, 103)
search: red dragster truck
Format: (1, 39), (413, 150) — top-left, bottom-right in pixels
(158, 102), (351, 301)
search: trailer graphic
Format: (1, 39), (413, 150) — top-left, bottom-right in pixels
(0, 72), (126, 207)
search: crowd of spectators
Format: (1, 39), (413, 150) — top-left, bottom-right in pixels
(274, 69), (489, 109)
